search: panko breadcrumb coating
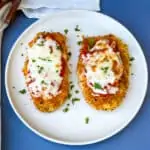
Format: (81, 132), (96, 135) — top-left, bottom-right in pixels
(77, 34), (130, 110)
(23, 32), (69, 112)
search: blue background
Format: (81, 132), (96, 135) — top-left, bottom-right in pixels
(1, 0), (150, 149)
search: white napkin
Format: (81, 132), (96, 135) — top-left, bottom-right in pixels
(19, 0), (100, 18)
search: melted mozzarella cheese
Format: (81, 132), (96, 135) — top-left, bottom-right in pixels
(83, 39), (123, 94)
(26, 37), (63, 98)
(90, 39), (109, 51)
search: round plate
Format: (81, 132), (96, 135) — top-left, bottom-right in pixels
(5, 10), (148, 145)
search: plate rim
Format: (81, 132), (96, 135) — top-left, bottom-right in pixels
(5, 10), (148, 145)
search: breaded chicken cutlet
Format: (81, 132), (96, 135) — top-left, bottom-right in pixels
(77, 34), (130, 110)
(23, 32), (69, 112)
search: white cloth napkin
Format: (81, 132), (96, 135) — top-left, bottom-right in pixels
(19, 0), (100, 18)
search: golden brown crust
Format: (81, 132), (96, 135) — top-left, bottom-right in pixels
(23, 32), (69, 112)
(77, 34), (130, 110)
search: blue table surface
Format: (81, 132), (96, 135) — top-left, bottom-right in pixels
(2, 0), (150, 150)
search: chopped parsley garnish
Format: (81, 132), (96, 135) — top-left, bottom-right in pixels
(38, 66), (44, 73)
(32, 59), (36, 62)
(88, 38), (95, 49)
(130, 57), (135, 61)
(49, 47), (53, 54)
(37, 43), (44, 46)
(72, 98), (80, 105)
(38, 57), (51, 62)
(56, 45), (61, 50)
(67, 103), (70, 106)
(41, 80), (47, 85)
(19, 89), (26, 94)
(63, 107), (69, 112)
(75, 90), (79, 94)
(37, 41), (44, 46)
(70, 81), (73, 84)
(67, 52), (72, 57)
(39, 57), (46, 61)
(68, 93), (72, 99)
(56, 70), (59, 73)
(131, 73), (134, 75)
(85, 117), (89, 124)
(75, 25), (80, 32)
(70, 84), (75, 90)
(64, 29), (69, 34)
(41, 80), (44, 84)
(94, 82), (102, 89)
(77, 41), (82, 45)
(101, 67), (109, 73)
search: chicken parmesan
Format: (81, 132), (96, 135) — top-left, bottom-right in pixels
(23, 32), (69, 112)
(77, 34), (130, 110)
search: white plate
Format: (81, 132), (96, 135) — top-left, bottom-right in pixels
(5, 10), (148, 145)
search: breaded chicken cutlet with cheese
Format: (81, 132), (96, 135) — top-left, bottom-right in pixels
(77, 34), (130, 110)
(23, 32), (69, 112)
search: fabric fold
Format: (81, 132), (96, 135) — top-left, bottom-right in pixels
(19, 0), (100, 18)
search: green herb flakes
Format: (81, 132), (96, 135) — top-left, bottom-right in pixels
(32, 59), (36, 62)
(38, 57), (46, 61)
(85, 117), (89, 124)
(64, 29), (69, 34)
(77, 41), (82, 45)
(88, 38), (95, 49)
(68, 93), (72, 99)
(38, 57), (51, 62)
(41, 80), (47, 85)
(70, 84), (75, 90)
(67, 52), (72, 57)
(75, 90), (79, 94)
(101, 67), (109, 73)
(72, 98), (80, 105)
(38, 66), (44, 73)
(75, 25), (80, 32)
(19, 89), (26, 94)
(63, 107), (69, 112)
(94, 82), (102, 89)
(56, 45), (61, 50)
(37, 41), (44, 46)
(130, 57), (135, 61)
(37, 43), (44, 46)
